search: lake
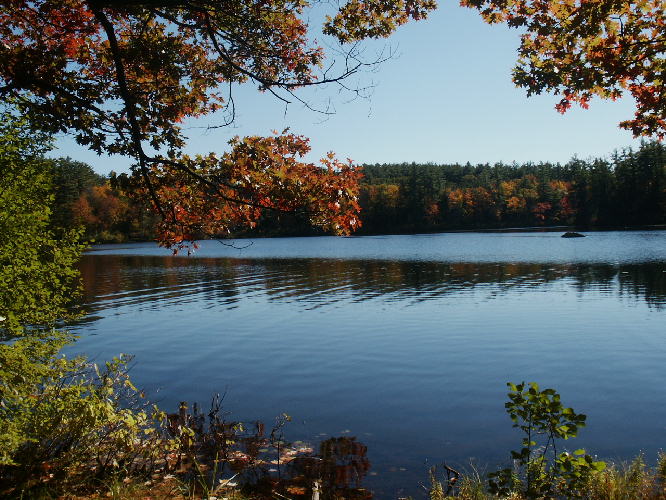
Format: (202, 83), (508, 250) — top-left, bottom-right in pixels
(71, 230), (666, 498)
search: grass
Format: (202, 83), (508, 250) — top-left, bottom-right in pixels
(430, 453), (666, 500)
(7, 452), (665, 499)
(5, 380), (664, 500)
(17, 474), (246, 500)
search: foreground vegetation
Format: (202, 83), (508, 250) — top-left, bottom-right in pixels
(0, 111), (171, 497)
(21, 453), (666, 500)
(4, 371), (665, 499)
(428, 383), (666, 500)
(431, 456), (666, 500)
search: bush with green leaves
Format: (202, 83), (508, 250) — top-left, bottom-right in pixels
(488, 382), (606, 499)
(0, 110), (85, 340)
(429, 453), (666, 500)
(0, 337), (179, 495)
(0, 108), (180, 497)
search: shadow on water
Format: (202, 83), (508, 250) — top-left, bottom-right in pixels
(77, 255), (666, 320)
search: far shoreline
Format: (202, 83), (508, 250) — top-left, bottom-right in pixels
(87, 223), (666, 246)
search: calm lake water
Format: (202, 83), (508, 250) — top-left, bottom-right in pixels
(72, 230), (666, 498)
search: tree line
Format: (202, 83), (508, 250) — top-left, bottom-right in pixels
(48, 158), (159, 243)
(358, 141), (666, 234)
(50, 141), (665, 242)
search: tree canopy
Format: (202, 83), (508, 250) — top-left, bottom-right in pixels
(357, 141), (666, 233)
(0, 0), (435, 247)
(0, 111), (84, 339)
(462, 0), (665, 138)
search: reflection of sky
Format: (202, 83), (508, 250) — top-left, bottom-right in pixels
(52, 2), (642, 176)
(87, 230), (666, 264)
(70, 233), (666, 499)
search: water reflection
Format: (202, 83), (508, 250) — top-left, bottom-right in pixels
(287, 437), (372, 499)
(172, 397), (373, 500)
(78, 256), (666, 316)
(72, 248), (666, 499)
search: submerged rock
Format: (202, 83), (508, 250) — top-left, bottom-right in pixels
(562, 231), (586, 238)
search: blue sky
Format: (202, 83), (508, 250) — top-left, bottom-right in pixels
(53, 2), (644, 176)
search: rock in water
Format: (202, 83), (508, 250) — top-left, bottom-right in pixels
(562, 231), (585, 238)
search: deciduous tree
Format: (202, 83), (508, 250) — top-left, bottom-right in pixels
(0, 111), (83, 338)
(462, 0), (666, 138)
(0, 0), (436, 247)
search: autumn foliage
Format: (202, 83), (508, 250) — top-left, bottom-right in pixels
(461, 0), (666, 138)
(359, 141), (666, 233)
(120, 132), (363, 250)
(3, 0), (662, 249)
(0, 0), (436, 248)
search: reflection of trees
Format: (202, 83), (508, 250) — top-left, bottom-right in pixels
(77, 256), (666, 316)
(286, 437), (372, 500)
(618, 263), (666, 309)
(292, 437), (370, 489)
(76, 255), (245, 320)
(568, 263), (665, 309)
(169, 399), (372, 500)
(319, 437), (371, 491)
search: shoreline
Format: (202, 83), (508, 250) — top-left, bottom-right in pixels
(87, 224), (666, 246)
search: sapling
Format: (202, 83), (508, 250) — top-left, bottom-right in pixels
(488, 382), (606, 499)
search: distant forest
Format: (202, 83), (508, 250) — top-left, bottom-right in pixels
(50, 141), (666, 242)
(357, 141), (666, 234)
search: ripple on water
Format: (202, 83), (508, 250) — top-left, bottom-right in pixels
(73, 232), (666, 499)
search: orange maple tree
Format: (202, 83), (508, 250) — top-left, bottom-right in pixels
(0, 0), (436, 247)
(462, 0), (665, 138)
(122, 132), (364, 250)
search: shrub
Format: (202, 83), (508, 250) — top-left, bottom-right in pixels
(0, 333), (179, 497)
(488, 382), (606, 499)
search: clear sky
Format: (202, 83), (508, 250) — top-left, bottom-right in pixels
(53, 2), (645, 176)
